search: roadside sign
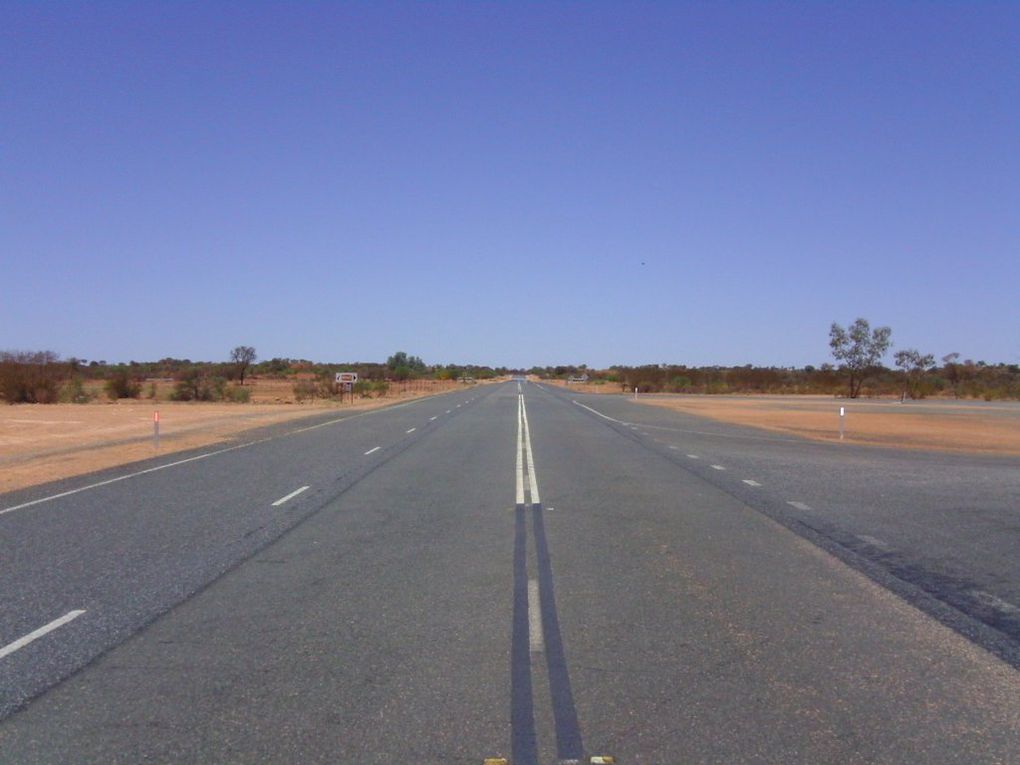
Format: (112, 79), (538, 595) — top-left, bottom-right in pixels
(335, 372), (358, 384)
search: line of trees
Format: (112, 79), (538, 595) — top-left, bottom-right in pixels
(0, 347), (512, 404)
(4, 332), (1018, 404)
(536, 361), (1018, 399)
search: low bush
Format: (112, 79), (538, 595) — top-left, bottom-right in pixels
(0, 351), (63, 403)
(223, 385), (251, 403)
(105, 369), (141, 400)
(171, 369), (226, 401)
(60, 377), (93, 403)
(292, 379), (319, 402)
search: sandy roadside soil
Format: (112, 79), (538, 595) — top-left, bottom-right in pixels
(631, 394), (1020, 456)
(538, 380), (1020, 456)
(0, 381), (492, 494)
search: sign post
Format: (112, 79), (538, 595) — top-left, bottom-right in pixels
(335, 372), (358, 404)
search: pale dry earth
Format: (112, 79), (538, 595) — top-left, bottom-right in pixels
(636, 394), (1020, 455)
(0, 378), (486, 493)
(542, 381), (1020, 456)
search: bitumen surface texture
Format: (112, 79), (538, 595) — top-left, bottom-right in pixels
(1, 381), (1018, 763)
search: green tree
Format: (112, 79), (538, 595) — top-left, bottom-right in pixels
(894, 349), (935, 400)
(387, 351), (426, 377)
(829, 318), (892, 398)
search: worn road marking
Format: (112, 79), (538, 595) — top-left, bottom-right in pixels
(429, 416), (437, 421)
(970, 589), (1020, 616)
(406, 427), (416, 433)
(272, 485), (310, 507)
(856, 534), (891, 551)
(364, 446), (381, 455)
(528, 579), (544, 653)
(710, 464), (726, 471)
(668, 445), (679, 449)
(446, 409), (451, 414)
(687, 454), (700, 459)
(0, 610), (86, 660)
(742, 479), (761, 487)
(787, 501), (812, 511)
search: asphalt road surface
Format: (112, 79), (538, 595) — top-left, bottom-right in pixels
(1, 381), (1018, 763)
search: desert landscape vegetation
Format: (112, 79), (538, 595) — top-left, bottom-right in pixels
(3, 320), (1018, 492)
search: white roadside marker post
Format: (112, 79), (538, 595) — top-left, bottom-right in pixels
(153, 410), (160, 450)
(839, 405), (845, 440)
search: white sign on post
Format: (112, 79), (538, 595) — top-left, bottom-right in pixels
(335, 372), (358, 384)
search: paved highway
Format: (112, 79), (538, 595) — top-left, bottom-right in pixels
(1, 381), (1018, 763)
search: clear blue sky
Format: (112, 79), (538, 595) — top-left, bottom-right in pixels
(3, 2), (1018, 369)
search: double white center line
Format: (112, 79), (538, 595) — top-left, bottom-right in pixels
(514, 392), (545, 508)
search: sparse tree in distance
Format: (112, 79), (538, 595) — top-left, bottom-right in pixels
(942, 352), (961, 398)
(829, 318), (892, 398)
(230, 346), (257, 385)
(894, 348), (935, 400)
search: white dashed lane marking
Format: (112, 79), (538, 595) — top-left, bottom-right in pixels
(272, 486), (310, 507)
(742, 479), (761, 487)
(787, 501), (812, 511)
(710, 465), (726, 471)
(0, 610), (87, 660)
(364, 446), (381, 455)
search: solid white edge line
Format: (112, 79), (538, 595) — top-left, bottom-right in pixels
(571, 400), (627, 423)
(0, 610), (86, 660)
(0, 438), (272, 518)
(528, 579), (544, 654)
(0, 392), (441, 519)
(364, 446), (381, 455)
(271, 485), (310, 507)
